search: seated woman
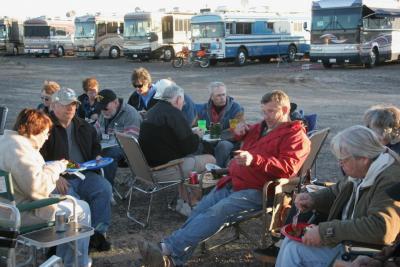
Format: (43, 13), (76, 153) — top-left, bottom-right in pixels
(364, 105), (400, 154)
(77, 77), (100, 122)
(0, 109), (91, 267)
(37, 80), (60, 114)
(275, 125), (400, 267)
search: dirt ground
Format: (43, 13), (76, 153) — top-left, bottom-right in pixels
(0, 56), (399, 266)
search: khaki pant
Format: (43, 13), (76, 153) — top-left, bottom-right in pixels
(152, 154), (216, 183)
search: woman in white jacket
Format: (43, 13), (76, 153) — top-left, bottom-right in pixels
(0, 108), (91, 267)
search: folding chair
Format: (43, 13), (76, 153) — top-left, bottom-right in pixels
(0, 105), (8, 135)
(0, 170), (94, 267)
(200, 128), (331, 253)
(115, 132), (185, 228)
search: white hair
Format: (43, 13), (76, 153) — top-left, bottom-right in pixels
(161, 84), (184, 102)
(207, 81), (226, 96)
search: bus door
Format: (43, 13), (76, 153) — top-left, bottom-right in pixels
(162, 16), (173, 40)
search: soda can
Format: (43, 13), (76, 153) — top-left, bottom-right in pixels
(189, 171), (199, 184)
(55, 210), (67, 232)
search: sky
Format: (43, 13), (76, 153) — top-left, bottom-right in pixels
(2, 0), (313, 20)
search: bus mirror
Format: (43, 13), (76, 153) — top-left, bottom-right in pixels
(303, 22), (309, 31)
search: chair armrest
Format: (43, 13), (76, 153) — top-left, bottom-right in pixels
(150, 158), (185, 171)
(17, 196), (67, 212)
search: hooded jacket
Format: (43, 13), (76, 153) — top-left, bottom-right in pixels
(217, 120), (310, 191)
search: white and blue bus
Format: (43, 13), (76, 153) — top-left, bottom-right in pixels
(310, 0), (400, 68)
(190, 11), (310, 66)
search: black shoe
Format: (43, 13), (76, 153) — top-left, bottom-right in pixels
(90, 232), (111, 252)
(253, 244), (280, 263)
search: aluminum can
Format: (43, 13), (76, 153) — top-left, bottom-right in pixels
(55, 210), (67, 232)
(189, 171), (199, 184)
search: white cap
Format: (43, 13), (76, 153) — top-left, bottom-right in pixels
(153, 79), (175, 100)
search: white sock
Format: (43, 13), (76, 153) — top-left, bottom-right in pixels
(160, 242), (171, 256)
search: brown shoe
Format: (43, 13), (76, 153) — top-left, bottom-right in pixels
(137, 240), (164, 267)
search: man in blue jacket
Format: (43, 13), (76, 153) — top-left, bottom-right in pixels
(197, 82), (244, 167)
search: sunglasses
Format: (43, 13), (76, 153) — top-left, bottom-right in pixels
(134, 84), (144, 89)
(41, 96), (51, 101)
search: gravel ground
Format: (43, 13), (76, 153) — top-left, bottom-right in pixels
(0, 56), (399, 266)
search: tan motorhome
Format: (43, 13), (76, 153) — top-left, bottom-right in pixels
(74, 14), (124, 59)
(24, 16), (75, 57)
(0, 17), (24, 55)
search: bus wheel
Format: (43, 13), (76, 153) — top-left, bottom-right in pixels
(57, 47), (64, 57)
(235, 48), (247, 66)
(323, 62), (332, 68)
(109, 46), (120, 59)
(287, 45), (297, 62)
(365, 48), (378, 68)
(163, 47), (174, 62)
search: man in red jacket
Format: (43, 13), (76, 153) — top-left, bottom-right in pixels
(138, 90), (311, 267)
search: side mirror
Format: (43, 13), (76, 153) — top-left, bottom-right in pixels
(303, 22), (309, 32)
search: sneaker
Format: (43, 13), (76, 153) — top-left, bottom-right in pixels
(253, 244), (280, 263)
(89, 232), (111, 252)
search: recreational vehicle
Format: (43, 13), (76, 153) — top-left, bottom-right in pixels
(0, 17), (24, 55)
(24, 16), (74, 57)
(310, 0), (400, 68)
(190, 11), (310, 66)
(74, 14), (124, 59)
(123, 11), (193, 61)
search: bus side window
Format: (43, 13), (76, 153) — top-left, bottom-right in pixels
(56, 28), (66, 36)
(266, 22), (274, 33)
(236, 22), (252, 34)
(50, 27), (56, 36)
(226, 23), (232, 35)
(107, 22), (119, 34)
(98, 23), (106, 37)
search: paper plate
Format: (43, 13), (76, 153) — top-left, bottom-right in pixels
(306, 184), (326, 193)
(201, 173), (218, 186)
(202, 134), (221, 142)
(80, 157), (114, 171)
(281, 223), (310, 243)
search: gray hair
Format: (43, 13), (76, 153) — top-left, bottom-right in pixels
(161, 84), (184, 101)
(331, 125), (386, 160)
(363, 105), (400, 145)
(207, 81), (226, 96)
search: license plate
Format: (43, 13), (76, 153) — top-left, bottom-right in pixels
(329, 58), (336, 63)
(133, 54), (138, 58)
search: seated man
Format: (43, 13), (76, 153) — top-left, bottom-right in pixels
(138, 90), (311, 266)
(196, 81), (244, 167)
(333, 182), (400, 267)
(138, 82), (215, 181)
(40, 88), (113, 252)
(275, 125), (400, 267)
(94, 89), (142, 186)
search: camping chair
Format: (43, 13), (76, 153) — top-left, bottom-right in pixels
(200, 128), (331, 252)
(0, 170), (94, 267)
(0, 106), (8, 135)
(115, 132), (186, 228)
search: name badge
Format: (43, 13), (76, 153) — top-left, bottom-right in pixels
(102, 133), (110, 140)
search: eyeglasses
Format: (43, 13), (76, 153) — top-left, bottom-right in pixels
(102, 107), (109, 111)
(133, 84), (144, 89)
(41, 96), (51, 101)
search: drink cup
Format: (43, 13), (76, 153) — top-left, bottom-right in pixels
(197, 120), (207, 131)
(229, 119), (239, 131)
(55, 210), (67, 232)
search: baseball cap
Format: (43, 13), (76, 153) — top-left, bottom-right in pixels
(386, 182), (400, 201)
(154, 79), (175, 100)
(95, 89), (117, 110)
(52, 88), (80, 105)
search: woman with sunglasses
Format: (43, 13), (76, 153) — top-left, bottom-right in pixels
(37, 80), (60, 114)
(128, 67), (158, 112)
(77, 77), (100, 122)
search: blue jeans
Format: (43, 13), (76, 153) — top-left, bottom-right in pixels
(275, 237), (344, 267)
(163, 185), (262, 265)
(214, 140), (237, 167)
(101, 146), (125, 186)
(62, 171), (112, 233)
(56, 198), (91, 267)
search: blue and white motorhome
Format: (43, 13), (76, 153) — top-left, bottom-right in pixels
(190, 11), (310, 66)
(310, 0), (400, 68)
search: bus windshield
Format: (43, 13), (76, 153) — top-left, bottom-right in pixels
(24, 26), (50, 37)
(124, 19), (151, 37)
(312, 8), (361, 31)
(0, 25), (6, 39)
(191, 23), (224, 38)
(75, 22), (95, 38)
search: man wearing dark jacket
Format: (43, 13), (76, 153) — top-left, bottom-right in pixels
(196, 82), (244, 167)
(138, 83), (215, 181)
(40, 88), (112, 252)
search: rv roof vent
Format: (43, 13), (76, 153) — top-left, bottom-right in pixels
(200, 8), (211, 13)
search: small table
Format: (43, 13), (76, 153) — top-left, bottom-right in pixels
(19, 222), (94, 266)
